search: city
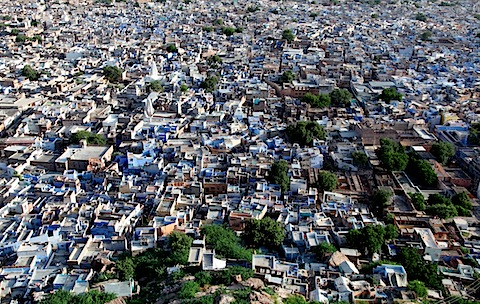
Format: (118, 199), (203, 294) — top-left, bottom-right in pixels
(0, 0), (479, 303)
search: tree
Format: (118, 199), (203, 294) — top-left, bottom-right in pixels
(178, 281), (200, 299)
(22, 65), (39, 81)
(282, 29), (295, 42)
(301, 92), (331, 108)
(421, 30), (433, 41)
(247, 5), (259, 12)
(409, 192), (426, 211)
(329, 88), (352, 107)
(452, 192), (473, 216)
(346, 229), (362, 249)
(268, 160), (290, 193)
(348, 225), (386, 255)
(284, 295), (308, 304)
(415, 12), (427, 22)
(425, 193), (461, 218)
(385, 224), (398, 240)
(201, 225), (252, 260)
(202, 26), (213, 32)
(407, 157), (437, 187)
(379, 87), (402, 104)
(428, 193), (451, 206)
(116, 254), (135, 280)
(285, 121), (326, 146)
(426, 203), (458, 219)
(352, 151), (368, 167)
(180, 83), (188, 92)
(69, 130), (106, 145)
(166, 44), (178, 53)
(316, 171), (337, 192)
(376, 138), (408, 171)
(103, 65), (123, 83)
(16, 34), (27, 43)
(408, 280), (428, 298)
(207, 55), (222, 68)
(195, 271), (212, 287)
(41, 289), (116, 304)
(372, 189), (393, 214)
(312, 242), (337, 260)
(221, 26), (236, 36)
(398, 247), (443, 289)
(148, 80), (164, 92)
(468, 123), (480, 145)
(167, 231), (193, 265)
(279, 70), (295, 84)
(200, 76), (218, 93)
(430, 141), (455, 165)
(243, 217), (285, 249)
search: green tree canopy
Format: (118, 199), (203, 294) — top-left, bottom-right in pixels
(168, 231), (193, 265)
(285, 120), (326, 146)
(451, 192), (473, 216)
(372, 189), (393, 214)
(301, 92), (331, 108)
(415, 12), (427, 22)
(430, 141), (455, 164)
(384, 223), (398, 240)
(206, 55), (223, 69)
(41, 289), (116, 304)
(425, 193), (458, 219)
(200, 76), (218, 93)
(408, 280), (428, 298)
(103, 65), (123, 83)
(148, 80), (164, 92)
(116, 253), (135, 280)
(22, 65), (40, 81)
(221, 26), (236, 36)
(426, 203), (458, 219)
(243, 217), (285, 249)
(398, 247), (443, 289)
(316, 171), (337, 192)
(379, 87), (402, 103)
(468, 123), (480, 145)
(347, 224), (387, 255)
(16, 34), (28, 43)
(409, 192), (426, 211)
(282, 29), (295, 42)
(194, 271), (212, 287)
(352, 151), (368, 167)
(329, 88), (352, 107)
(268, 160), (290, 193)
(312, 241), (337, 260)
(178, 281), (200, 299)
(166, 44), (178, 53)
(421, 30), (433, 41)
(279, 70), (295, 84)
(180, 83), (188, 92)
(283, 295), (308, 304)
(407, 157), (438, 187)
(376, 138), (408, 171)
(69, 130), (106, 145)
(201, 225), (252, 260)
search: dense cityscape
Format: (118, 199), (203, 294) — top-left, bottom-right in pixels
(0, 0), (479, 303)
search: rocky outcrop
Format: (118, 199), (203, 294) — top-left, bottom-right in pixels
(215, 294), (236, 304)
(240, 278), (265, 290)
(249, 290), (275, 304)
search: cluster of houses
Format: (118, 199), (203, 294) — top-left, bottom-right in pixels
(0, 0), (479, 303)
